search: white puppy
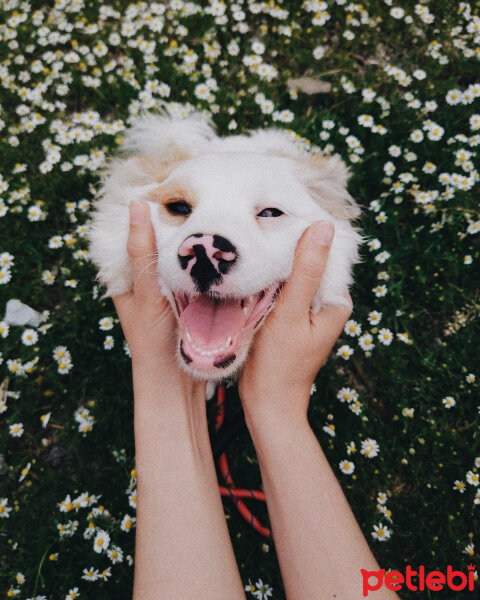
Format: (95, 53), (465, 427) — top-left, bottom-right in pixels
(88, 112), (361, 380)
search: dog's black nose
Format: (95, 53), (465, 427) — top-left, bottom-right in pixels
(178, 234), (238, 293)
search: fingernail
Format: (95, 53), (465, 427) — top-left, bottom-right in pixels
(312, 221), (335, 246)
(129, 200), (146, 225)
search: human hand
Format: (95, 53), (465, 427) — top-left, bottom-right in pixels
(112, 200), (196, 396)
(238, 221), (353, 428)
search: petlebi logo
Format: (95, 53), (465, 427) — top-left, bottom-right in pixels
(361, 564), (477, 596)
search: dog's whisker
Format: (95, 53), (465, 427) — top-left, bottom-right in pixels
(133, 253), (160, 282)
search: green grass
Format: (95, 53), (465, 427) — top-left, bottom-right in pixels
(1, 0), (479, 598)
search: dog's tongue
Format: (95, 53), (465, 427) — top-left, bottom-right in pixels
(177, 284), (280, 372)
(182, 295), (245, 347)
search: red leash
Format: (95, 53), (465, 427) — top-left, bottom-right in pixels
(215, 384), (270, 537)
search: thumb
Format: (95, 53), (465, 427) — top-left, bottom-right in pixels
(126, 200), (157, 287)
(278, 221), (334, 316)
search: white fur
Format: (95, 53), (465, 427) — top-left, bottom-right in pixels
(88, 112), (362, 377)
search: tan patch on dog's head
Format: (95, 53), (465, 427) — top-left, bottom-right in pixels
(134, 148), (191, 181)
(145, 179), (198, 227)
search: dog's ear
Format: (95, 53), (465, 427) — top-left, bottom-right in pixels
(123, 112), (217, 161)
(101, 153), (187, 192)
(244, 129), (360, 221)
(101, 111), (217, 187)
(293, 154), (361, 221)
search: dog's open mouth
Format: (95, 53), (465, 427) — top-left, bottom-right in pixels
(173, 281), (282, 373)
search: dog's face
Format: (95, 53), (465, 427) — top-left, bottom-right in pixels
(147, 151), (330, 377)
(89, 113), (361, 380)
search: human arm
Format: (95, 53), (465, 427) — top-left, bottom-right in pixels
(239, 221), (398, 600)
(113, 200), (246, 600)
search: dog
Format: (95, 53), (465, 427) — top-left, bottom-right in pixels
(88, 111), (361, 381)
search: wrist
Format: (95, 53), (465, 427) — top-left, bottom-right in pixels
(242, 395), (311, 446)
(240, 379), (312, 421)
(133, 377), (209, 458)
(247, 414), (315, 472)
(132, 359), (205, 409)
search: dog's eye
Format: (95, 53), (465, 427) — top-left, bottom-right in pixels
(257, 208), (284, 218)
(165, 200), (192, 216)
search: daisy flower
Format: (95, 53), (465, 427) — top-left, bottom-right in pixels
(368, 311), (382, 325)
(442, 396), (456, 409)
(323, 423), (336, 437)
(337, 387), (359, 404)
(0, 498), (12, 518)
(361, 438), (380, 459)
(52, 346), (71, 362)
(410, 129), (424, 143)
(372, 285), (388, 297)
(378, 505), (393, 522)
(9, 423), (24, 437)
(466, 471), (480, 487)
(19, 462), (31, 482)
(371, 523), (392, 541)
(378, 328), (393, 345)
(336, 345), (354, 360)
(121, 514), (136, 532)
(377, 492), (388, 505)
(347, 441), (357, 455)
(100, 567), (112, 581)
(103, 335), (114, 350)
(93, 529), (110, 553)
(339, 460), (355, 475)
(375, 251), (391, 263)
(396, 332), (412, 344)
(107, 546), (124, 564)
(251, 579), (273, 599)
(359, 333), (374, 351)
(21, 329), (38, 346)
(98, 316), (114, 331)
(390, 7), (405, 19)
(344, 320), (362, 337)
(367, 238), (381, 251)
(82, 567), (100, 582)
(40, 412), (51, 428)
(42, 270), (56, 285)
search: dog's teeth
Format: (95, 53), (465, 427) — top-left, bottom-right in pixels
(243, 306), (249, 315)
(185, 336), (233, 358)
